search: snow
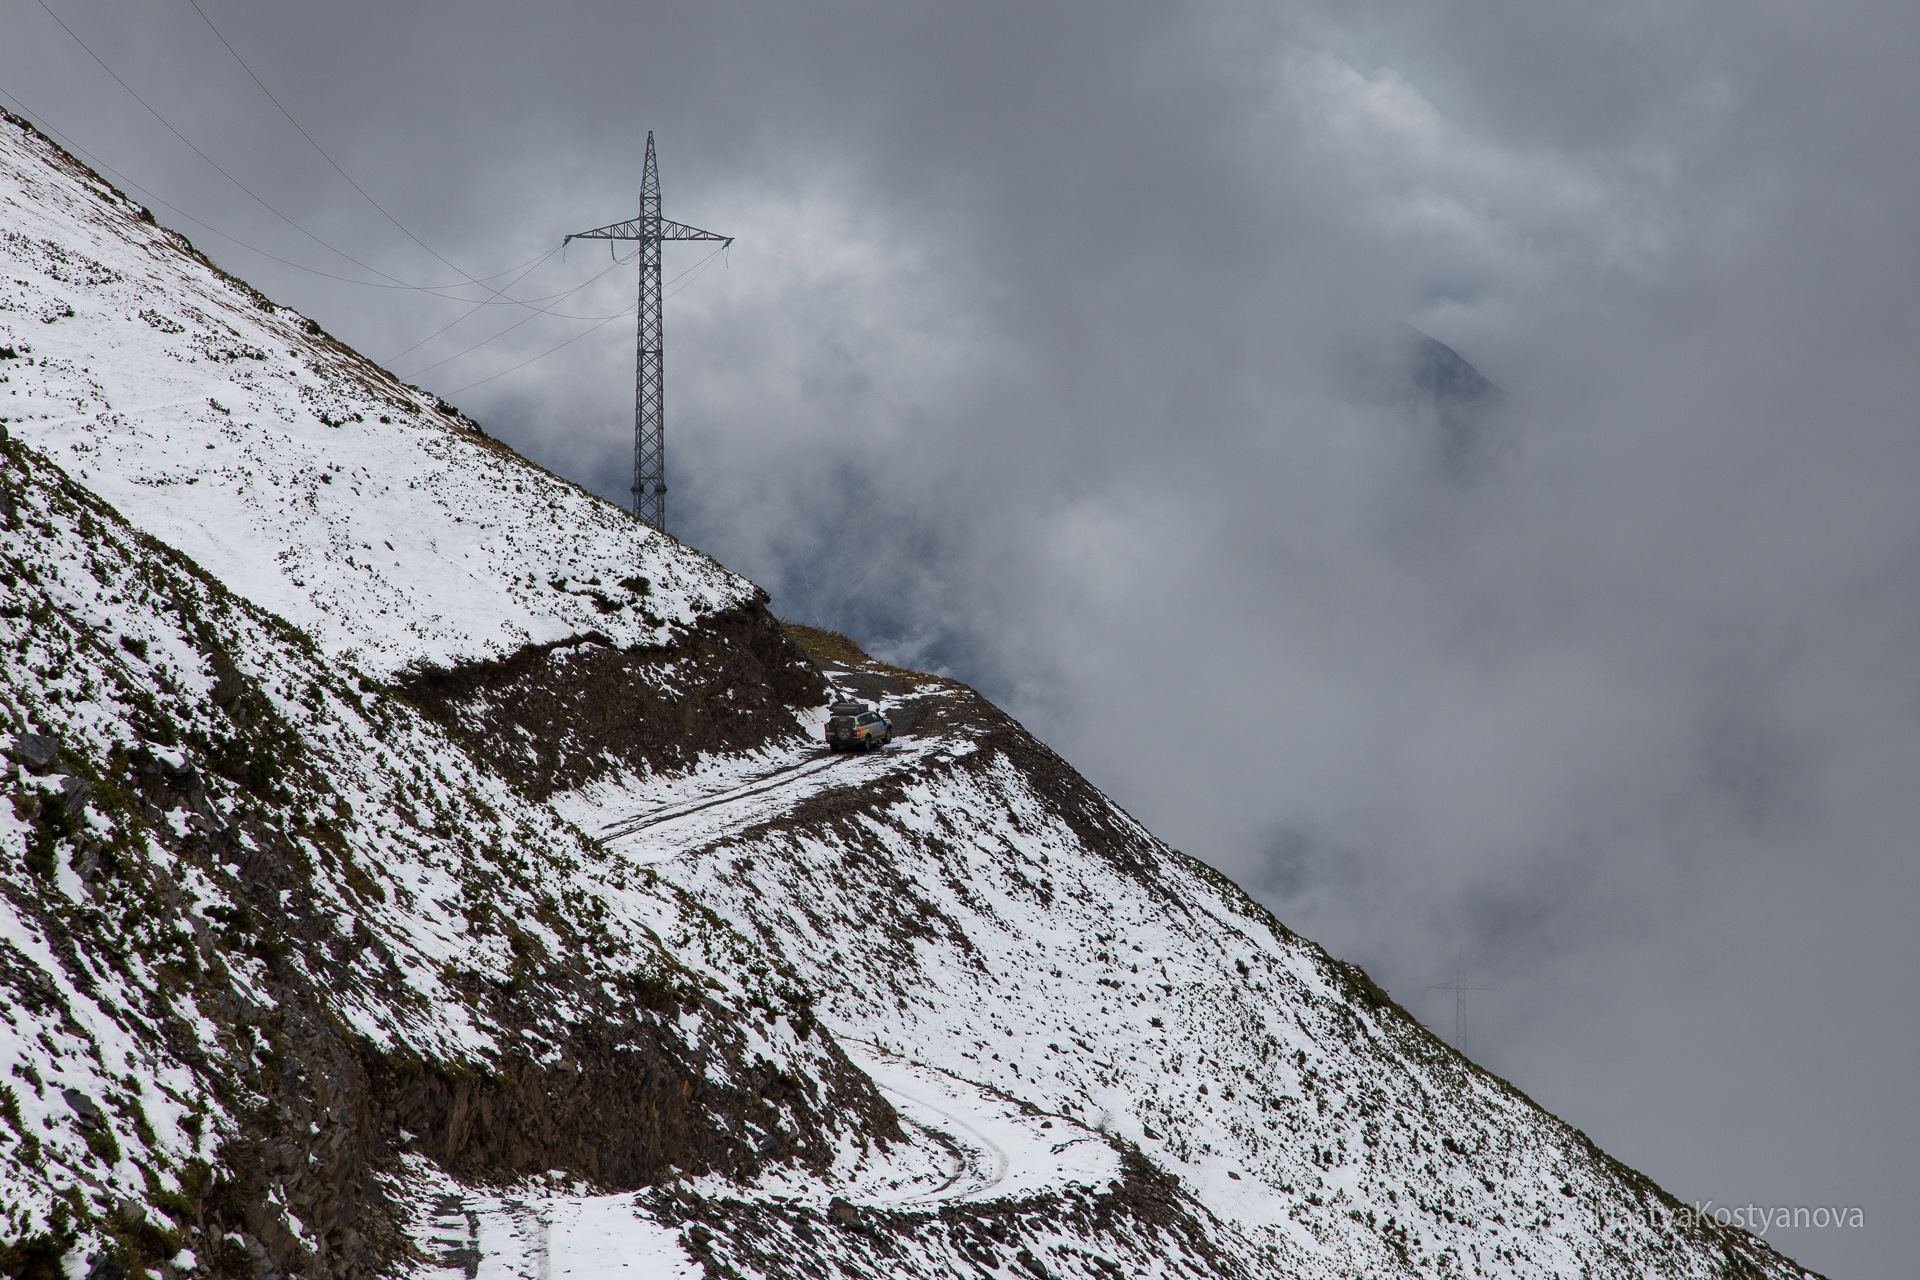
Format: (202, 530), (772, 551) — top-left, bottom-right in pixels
(551, 731), (948, 866)
(402, 1173), (701, 1280)
(0, 309), (872, 1267)
(549, 704), (1805, 1279)
(548, 1198), (702, 1280)
(0, 105), (1820, 1280)
(838, 1039), (1121, 1204)
(387, 1040), (1127, 1280)
(0, 117), (756, 679)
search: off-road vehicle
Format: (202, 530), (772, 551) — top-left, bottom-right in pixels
(825, 700), (892, 751)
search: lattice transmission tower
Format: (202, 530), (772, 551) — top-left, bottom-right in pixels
(1428, 952), (1494, 1053)
(565, 132), (731, 530)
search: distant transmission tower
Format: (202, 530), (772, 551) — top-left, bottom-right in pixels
(565, 132), (731, 531)
(1428, 951), (1494, 1053)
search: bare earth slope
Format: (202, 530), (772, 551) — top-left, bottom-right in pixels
(0, 108), (1818, 1280)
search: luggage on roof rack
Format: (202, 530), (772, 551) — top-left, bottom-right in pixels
(830, 700), (869, 715)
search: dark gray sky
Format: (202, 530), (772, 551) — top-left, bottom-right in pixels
(6, 3), (1917, 1272)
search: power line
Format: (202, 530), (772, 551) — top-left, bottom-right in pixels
(32, 0), (582, 311)
(0, 85), (374, 284)
(403, 258), (631, 377)
(403, 239), (727, 382)
(387, 247), (645, 370)
(387, 250), (623, 369)
(665, 240), (730, 300)
(0, 80), (565, 309)
(442, 305), (637, 397)
(181, 0), (538, 308)
(32, 0), (446, 292)
(3, 44), (731, 408)
(0, 86), (710, 403)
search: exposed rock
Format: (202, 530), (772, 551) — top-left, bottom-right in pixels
(10, 732), (58, 772)
(58, 774), (90, 822)
(0, 440), (900, 1280)
(398, 601), (827, 799)
(60, 1088), (104, 1128)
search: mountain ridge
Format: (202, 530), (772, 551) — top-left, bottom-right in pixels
(0, 104), (1819, 1280)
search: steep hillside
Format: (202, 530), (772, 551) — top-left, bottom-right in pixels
(0, 108), (810, 785)
(0, 420), (907, 1280)
(0, 106), (1820, 1280)
(539, 631), (1816, 1280)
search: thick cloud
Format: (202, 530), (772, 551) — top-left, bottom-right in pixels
(7, 2), (1918, 1272)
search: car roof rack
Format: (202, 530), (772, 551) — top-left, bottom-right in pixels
(830, 700), (869, 714)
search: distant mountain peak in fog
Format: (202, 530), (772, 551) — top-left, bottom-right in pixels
(1337, 325), (1511, 480)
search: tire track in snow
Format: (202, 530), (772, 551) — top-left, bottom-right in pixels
(837, 1038), (1119, 1207)
(596, 741), (920, 842)
(866, 1082), (1008, 1204)
(596, 751), (856, 838)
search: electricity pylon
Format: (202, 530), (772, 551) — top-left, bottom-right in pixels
(1428, 951), (1494, 1053)
(565, 132), (731, 531)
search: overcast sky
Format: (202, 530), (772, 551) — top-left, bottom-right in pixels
(6, 2), (1917, 1272)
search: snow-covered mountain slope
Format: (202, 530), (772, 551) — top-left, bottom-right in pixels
(0, 113), (748, 681)
(0, 421), (913, 1280)
(0, 106), (1821, 1280)
(545, 629), (1819, 1280)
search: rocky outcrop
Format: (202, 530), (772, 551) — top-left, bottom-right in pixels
(397, 601), (827, 799)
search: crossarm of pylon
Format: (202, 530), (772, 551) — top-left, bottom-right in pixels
(563, 218), (733, 244)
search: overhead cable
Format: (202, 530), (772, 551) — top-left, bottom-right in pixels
(443, 306), (638, 397)
(33, 0), (580, 310)
(182, 0), (542, 306)
(405, 241), (728, 380)
(385, 249), (598, 368)
(390, 249), (654, 367)
(32, 0), (456, 292)
(0, 80), (568, 306)
(401, 252), (638, 377)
